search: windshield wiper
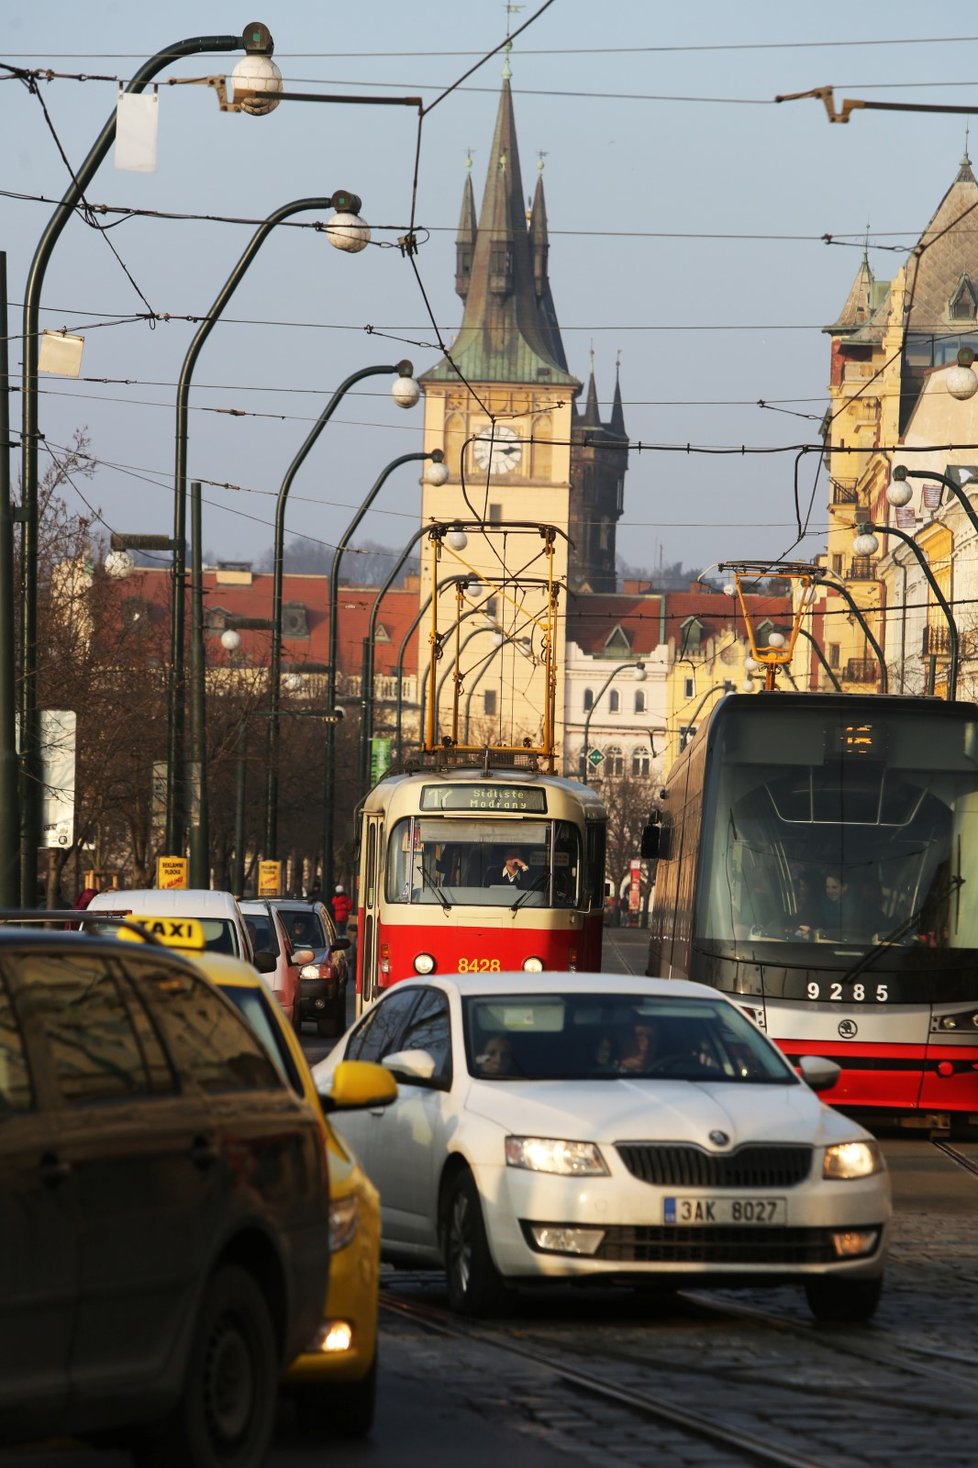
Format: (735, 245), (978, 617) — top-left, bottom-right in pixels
(840, 874), (964, 985)
(511, 870), (549, 913)
(420, 863), (452, 912)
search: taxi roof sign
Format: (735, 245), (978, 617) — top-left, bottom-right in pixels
(117, 915), (207, 950)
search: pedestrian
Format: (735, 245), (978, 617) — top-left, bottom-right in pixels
(330, 884), (352, 936)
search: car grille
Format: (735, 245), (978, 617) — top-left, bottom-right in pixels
(615, 1143), (813, 1190)
(597, 1226), (839, 1265)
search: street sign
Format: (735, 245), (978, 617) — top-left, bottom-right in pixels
(587, 748), (604, 768)
(157, 856), (188, 889)
(258, 860), (282, 897)
(370, 735), (392, 786)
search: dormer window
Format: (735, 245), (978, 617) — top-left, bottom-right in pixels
(680, 617), (704, 652)
(281, 602), (309, 639)
(603, 624), (631, 654)
(950, 276), (978, 321)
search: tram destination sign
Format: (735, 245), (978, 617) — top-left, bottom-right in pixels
(420, 784), (548, 813)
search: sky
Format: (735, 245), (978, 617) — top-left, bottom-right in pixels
(3, 1), (978, 583)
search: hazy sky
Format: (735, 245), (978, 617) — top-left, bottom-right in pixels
(3, 2), (976, 581)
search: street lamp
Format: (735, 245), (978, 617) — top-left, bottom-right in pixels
(265, 371), (425, 861)
(321, 453), (444, 892)
(168, 190), (372, 864)
(678, 681), (736, 752)
(854, 522), (958, 698)
(21, 21), (277, 905)
(890, 462), (978, 541)
(582, 662), (646, 785)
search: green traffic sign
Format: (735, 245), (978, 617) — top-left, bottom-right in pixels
(588, 748), (604, 767)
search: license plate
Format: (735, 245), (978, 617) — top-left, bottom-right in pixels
(663, 1196), (786, 1225)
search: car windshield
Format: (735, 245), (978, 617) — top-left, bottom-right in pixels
(462, 993), (796, 1083)
(280, 909), (327, 948)
(385, 817), (581, 909)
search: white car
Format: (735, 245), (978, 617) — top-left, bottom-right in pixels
(313, 974), (891, 1322)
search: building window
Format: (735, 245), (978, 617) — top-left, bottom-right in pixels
(486, 598), (498, 619)
(684, 677), (695, 699)
(828, 643), (840, 669)
(488, 502), (503, 524)
(606, 745), (624, 777)
(484, 689), (497, 716)
(831, 554), (843, 577)
(631, 746), (650, 777)
(634, 690), (646, 714)
(608, 689), (620, 713)
(583, 688), (593, 712)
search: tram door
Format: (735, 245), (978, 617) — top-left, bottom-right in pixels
(358, 816), (383, 1014)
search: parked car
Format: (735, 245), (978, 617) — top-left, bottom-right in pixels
(193, 947), (396, 1438)
(314, 972), (891, 1323)
(270, 899), (350, 1037)
(239, 898), (310, 1031)
(0, 921), (331, 1464)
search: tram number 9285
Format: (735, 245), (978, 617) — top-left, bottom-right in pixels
(805, 981), (889, 1002)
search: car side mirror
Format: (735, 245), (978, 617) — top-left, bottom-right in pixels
(381, 1048), (437, 1082)
(253, 949), (276, 975)
(331, 937), (351, 951)
(320, 1059), (398, 1114)
(797, 1055), (841, 1092)
(292, 946), (315, 966)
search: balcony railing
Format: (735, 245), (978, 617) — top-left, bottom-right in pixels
(922, 624), (952, 657)
(843, 658), (879, 684)
(845, 556), (878, 581)
(831, 482), (860, 505)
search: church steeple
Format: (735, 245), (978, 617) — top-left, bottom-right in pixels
(610, 355), (626, 437)
(422, 64), (576, 387)
(455, 156), (477, 301)
(529, 162), (569, 371)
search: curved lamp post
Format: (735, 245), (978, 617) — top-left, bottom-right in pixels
(677, 680), (736, 753)
(321, 454), (446, 892)
(794, 627), (842, 692)
(855, 522), (958, 699)
(21, 23), (277, 902)
(168, 189), (370, 869)
(890, 462), (978, 541)
(811, 571), (888, 693)
(264, 365), (424, 860)
(582, 662), (646, 785)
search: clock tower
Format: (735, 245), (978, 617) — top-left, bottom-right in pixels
(418, 55), (628, 755)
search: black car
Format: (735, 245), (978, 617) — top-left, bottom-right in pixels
(0, 926), (331, 1466)
(270, 899), (351, 1037)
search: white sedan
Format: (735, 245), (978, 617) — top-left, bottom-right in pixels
(313, 974), (890, 1322)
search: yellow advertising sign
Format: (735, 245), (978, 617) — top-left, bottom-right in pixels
(258, 860), (282, 897)
(157, 856), (189, 889)
(118, 916), (206, 950)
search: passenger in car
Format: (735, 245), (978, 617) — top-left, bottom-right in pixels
(476, 1034), (516, 1076)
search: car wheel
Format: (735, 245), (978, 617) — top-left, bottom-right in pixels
(295, 1356), (377, 1438)
(804, 1274), (883, 1324)
(443, 1170), (510, 1317)
(134, 1264), (277, 1468)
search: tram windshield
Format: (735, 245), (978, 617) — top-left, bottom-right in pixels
(700, 706), (978, 958)
(385, 817), (582, 908)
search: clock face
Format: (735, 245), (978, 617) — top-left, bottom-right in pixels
(472, 424), (522, 475)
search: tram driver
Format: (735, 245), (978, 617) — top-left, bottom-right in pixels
(484, 846), (532, 888)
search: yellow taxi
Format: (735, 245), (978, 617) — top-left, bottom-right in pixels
(118, 915), (393, 1438)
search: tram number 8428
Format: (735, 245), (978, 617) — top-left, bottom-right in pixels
(806, 981), (889, 1002)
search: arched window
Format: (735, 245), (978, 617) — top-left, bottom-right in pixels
(606, 745), (625, 777)
(444, 413), (465, 478)
(631, 746), (651, 778)
(583, 687), (594, 712)
(634, 689), (646, 714)
(532, 413), (552, 480)
(608, 689), (620, 713)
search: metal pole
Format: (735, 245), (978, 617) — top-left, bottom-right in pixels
(23, 27), (248, 902)
(795, 626), (842, 692)
(859, 520), (958, 699)
(266, 364), (413, 859)
(188, 481), (209, 887)
(463, 641), (506, 743)
(894, 465), (978, 542)
(582, 663), (642, 785)
(232, 719), (247, 898)
(816, 573), (889, 693)
(323, 457), (433, 889)
(0, 254), (19, 903)
(169, 194), (338, 859)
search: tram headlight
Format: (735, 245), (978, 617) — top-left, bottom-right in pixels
(823, 1141), (884, 1180)
(505, 1136), (609, 1176)
(522, 956), (544, 973)
(413, 952), (436, 975)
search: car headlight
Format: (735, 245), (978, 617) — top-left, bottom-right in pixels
(329, 1194), (360, 1250)
(300, 963), (320, 980)
(522, 956), (544, 973)
(823, 1141), (884, 1180)
(505, 1136), (609, 1176)
(414, 952), (435, 974)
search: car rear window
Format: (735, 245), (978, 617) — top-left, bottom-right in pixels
(140, 969), (282, 1093)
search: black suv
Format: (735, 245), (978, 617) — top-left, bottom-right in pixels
(0, 926), (330, 1466)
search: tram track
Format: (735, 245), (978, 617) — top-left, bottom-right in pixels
(380, 1286), (835, 1468)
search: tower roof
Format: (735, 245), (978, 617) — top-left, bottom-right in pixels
(901, 152), (978, 337)
(422, 75), (577, 388)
